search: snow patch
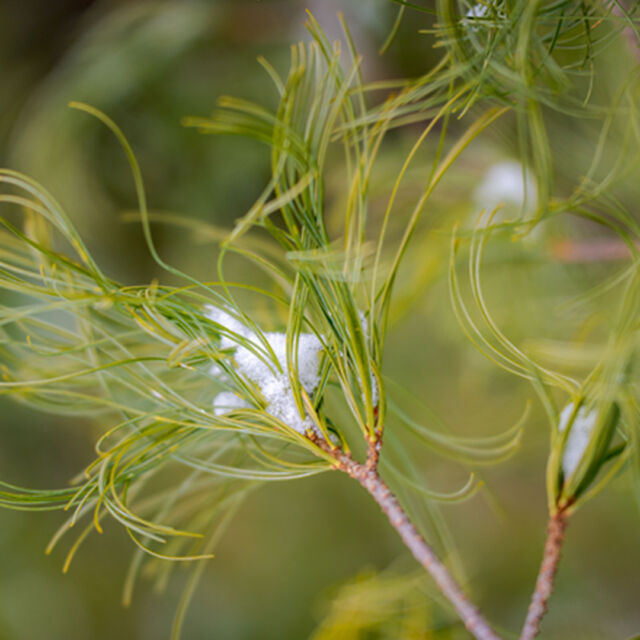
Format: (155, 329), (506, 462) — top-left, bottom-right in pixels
(474, 161), (537, 214)
(466, 4), (488, 19)
(205, 305), (323, 434)
(358, 310), (378, 407)
(213, 391), (250, 416)
(558, 402), (598, 478)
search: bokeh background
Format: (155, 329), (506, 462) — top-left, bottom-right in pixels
(1, 1), (640, 639)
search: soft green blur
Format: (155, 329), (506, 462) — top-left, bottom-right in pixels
(1, 2), (639, 639)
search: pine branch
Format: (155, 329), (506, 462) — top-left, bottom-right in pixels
(549, 238), (636, 263)
(520, 509), (570, 640)
(320, 436), (503, 640)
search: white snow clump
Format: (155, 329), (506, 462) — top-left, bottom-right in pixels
(473, 161), (537, 216)
(213, 391), (250, 416)
(464, 2), (506, 27)
(358, 310), (378, 407)
(205, 305), (323, 434)
(558, 402), (598, 478)
(466, 3), (488, 19)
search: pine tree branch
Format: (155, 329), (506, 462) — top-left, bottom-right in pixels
(519, 509), (570, 640)
(549, 238), (636, 263)
(328, 443), (502, 640)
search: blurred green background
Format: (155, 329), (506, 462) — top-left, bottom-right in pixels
(1, 1), (640, 639)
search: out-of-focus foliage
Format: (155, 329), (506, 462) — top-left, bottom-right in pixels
(310, 569), (456, 640)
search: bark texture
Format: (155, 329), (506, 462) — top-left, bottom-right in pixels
(520, 510), (569, 640)
(335, 451), (503, 640)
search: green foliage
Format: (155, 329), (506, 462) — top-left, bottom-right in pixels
(311, 569), (456, 639)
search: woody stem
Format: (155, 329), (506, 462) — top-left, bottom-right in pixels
(333, 448), (502, 640)
(520, 509), (570, 640)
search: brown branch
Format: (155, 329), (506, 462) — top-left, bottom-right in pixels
(331, 447), (502, 640)
(519, 509), (570, 640)
(610, 0), (640, 63)
(549, 239), (636, 263)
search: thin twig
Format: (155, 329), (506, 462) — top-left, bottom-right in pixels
(331, 444), (502, 640)
(549, 238), (637, 263)
(520, 509), (570, 640)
